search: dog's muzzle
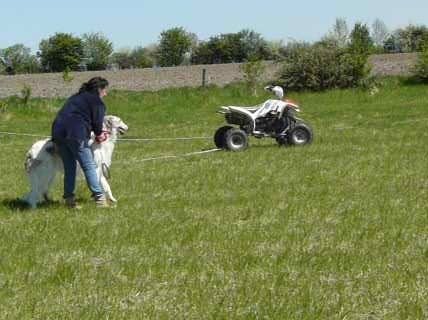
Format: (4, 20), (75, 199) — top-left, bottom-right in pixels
(118, 126), (128, 135)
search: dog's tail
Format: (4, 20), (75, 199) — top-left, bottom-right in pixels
(24, 139), (56, 173)
(25, 150), (41, 173)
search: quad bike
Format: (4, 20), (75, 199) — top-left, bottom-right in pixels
(214, 85), (313, 151)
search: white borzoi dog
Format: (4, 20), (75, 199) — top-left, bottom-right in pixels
(22, 115), (128, 208)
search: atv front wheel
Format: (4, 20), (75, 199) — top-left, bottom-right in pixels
(224, 128), (248, 152)
(276, 136), (289, 147)
(288, 123), (313, 146)
(214, 125), (233, 149)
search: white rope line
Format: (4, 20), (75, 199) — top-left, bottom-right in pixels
(2, 115), (427, 141)
(117, 136), (211, 142)
(0, 131), (211, 142)
(0, 131), (50, 138)
(0, 128), (221, 165)
(119, 148), (222, 164)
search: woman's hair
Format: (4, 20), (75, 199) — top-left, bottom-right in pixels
(78, 77), (109, 94)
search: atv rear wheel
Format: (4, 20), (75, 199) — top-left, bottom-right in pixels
(214, 125), (233, 149)
(224, 128), (248, 152)
(288, 123), (313, 146)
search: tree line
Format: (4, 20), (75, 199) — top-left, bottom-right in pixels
(1, 19), (428, 75)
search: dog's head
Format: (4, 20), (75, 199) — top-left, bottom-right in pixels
(103, 115), (129, 136)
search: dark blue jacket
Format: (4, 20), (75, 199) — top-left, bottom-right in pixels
(52, 91), (106, 141)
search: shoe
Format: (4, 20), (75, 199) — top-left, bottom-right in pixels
(95, 197), (109, 208)
(65, 197), (82, 210)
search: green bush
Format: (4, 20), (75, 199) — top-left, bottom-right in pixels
(348, 23), (374, 55)
(413, 43), (428, 82)
(82, 32), (113, 71)
(39, 33), (83, 72)
(0, 44), (40, 74)
(157, 27), (192, 67)
(110, 47), (155, 70)
(20, 84), (32, 106)
(192, 29), (271, 65)
(130, 47), (154, 68)
(240, 58), (266, 96)
(0, 100), (8, 113)
(277, 44), (370, 91)
(62, 67), (74, 83)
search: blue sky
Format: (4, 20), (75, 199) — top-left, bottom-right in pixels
(2, 0), (428, 53)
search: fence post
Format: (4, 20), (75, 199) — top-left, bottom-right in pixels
(202, 68), (207, 87)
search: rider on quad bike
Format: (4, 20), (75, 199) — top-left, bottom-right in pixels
(214, 85), (313, 151)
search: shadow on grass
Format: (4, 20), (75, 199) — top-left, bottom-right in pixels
(398, 76), (428, 86)
(249, 143), (290, 149)
(1, 198), (62, 212)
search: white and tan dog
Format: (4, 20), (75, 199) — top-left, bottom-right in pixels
(22, 115), (128, 208)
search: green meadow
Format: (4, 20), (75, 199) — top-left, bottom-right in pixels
(0, 80), (428, 319)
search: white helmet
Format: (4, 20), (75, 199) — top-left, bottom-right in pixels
(264, 85), (284, 99)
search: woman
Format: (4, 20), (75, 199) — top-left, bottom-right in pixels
(52, 77), (110, 208)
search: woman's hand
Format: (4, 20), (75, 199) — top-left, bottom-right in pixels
(95, 132), (109, 143)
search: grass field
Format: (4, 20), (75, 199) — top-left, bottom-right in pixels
(0, 80), (428, 319)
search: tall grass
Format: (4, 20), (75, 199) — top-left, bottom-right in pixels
(0, 80), (428, 319)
